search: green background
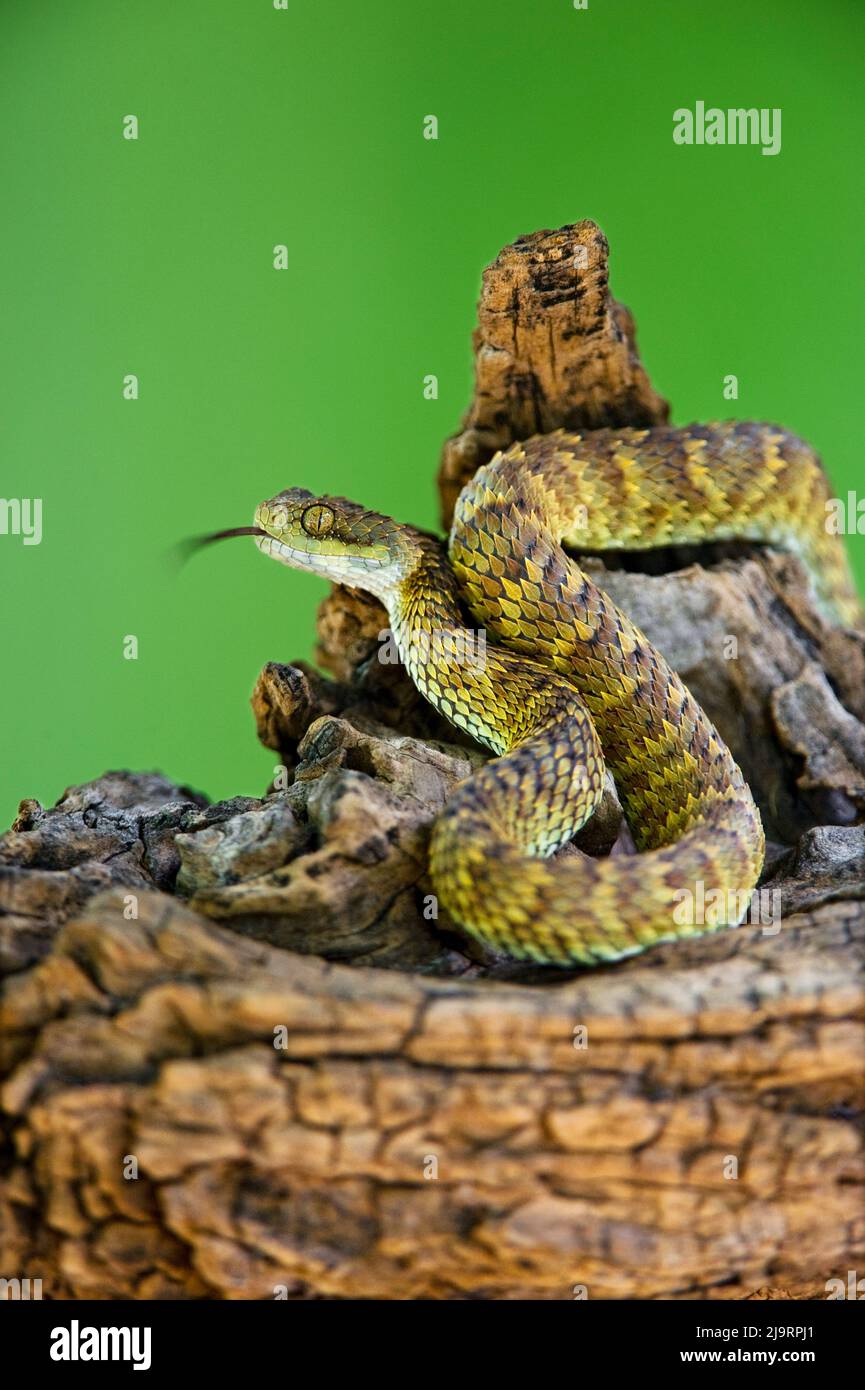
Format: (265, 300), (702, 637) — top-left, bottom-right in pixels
(1, 0), (863, 825)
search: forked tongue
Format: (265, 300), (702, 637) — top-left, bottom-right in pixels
(172, 526), (268, 569)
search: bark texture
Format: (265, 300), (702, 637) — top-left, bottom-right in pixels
(1, 222), (863, 1301)
(437, 220), (670, 527)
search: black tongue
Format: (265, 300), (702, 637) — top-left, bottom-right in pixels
(171, 526), (268, 569)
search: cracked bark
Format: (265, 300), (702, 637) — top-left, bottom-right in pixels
(1, 222), (863, 1301)
(437, 220), (670, 527)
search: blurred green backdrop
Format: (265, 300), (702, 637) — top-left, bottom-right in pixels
(1, 0), (863, 824)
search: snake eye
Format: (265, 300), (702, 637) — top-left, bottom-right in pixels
(301, 503), (335, 538)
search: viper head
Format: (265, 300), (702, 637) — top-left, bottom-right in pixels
(252, 488), (413, 600)
(179, 488), (416, 607)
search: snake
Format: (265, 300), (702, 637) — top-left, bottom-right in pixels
(196, 421), (861, 966)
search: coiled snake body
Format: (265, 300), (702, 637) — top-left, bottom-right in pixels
(225, 422), (860, 965)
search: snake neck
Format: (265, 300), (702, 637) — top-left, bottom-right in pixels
(383, 532), (484, 680)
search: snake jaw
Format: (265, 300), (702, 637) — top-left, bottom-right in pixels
(254, 530), (382, 572)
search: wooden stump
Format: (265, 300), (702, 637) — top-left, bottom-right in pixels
(1, 224), (863, 1301)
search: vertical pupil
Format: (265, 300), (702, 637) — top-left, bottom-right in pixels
(303, 505), (331, 536)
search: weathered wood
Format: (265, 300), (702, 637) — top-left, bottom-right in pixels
(436, 220), (670, 527)
(0, 888), (861, 1299)
(1, 222), (863, 1301)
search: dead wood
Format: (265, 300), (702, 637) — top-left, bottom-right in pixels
(1, 222), (863, 1301)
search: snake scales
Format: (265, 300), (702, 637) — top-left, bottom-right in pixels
(207, 421), (861, 965)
